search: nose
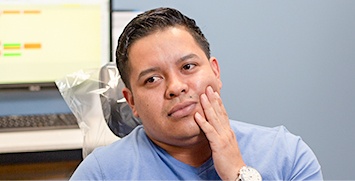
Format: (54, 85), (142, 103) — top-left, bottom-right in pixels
(165, 74), (188, 99)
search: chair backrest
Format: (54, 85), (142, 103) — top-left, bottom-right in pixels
(99, 62), (142, 138)
(56, 62), (141, 158)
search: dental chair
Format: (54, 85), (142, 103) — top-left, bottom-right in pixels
(56, 62), (141, 158)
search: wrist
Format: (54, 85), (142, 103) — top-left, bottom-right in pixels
(236, 166), (262, 181)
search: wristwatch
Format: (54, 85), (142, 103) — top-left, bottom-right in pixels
(237, 166), (262, 181)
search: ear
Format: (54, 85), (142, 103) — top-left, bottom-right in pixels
(209, 57), (223, 89)
(122, 87), (139, 117)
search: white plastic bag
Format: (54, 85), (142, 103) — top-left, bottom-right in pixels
(55, 63), (141, 158)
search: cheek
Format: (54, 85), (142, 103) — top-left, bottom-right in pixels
(192, 74), (220, 93)
(134, 92), (162, 117)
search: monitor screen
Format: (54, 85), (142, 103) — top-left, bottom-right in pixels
(0, 0), (110, 89)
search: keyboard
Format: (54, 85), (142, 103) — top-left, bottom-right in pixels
(0, 113), (79, 132)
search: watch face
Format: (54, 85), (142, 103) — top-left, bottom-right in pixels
(239, 166), (262, 181)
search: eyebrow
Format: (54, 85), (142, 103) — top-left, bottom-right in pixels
(137, 67), (160, 82)
(177, 53), (198, 64)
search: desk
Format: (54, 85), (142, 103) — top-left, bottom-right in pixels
(0, 129), (83, 153)
(0, 129), (83, 180)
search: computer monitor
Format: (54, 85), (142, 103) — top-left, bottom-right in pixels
(0, 0), (110, 90)
(111, 10), (140, 61)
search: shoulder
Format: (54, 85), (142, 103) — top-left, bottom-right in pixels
(230, 119), (310, 156)
(230, 119), (294, 142)
(71, 125), (152, 180)
(229, 120), (323, 180)
(90, 125), (154, 165)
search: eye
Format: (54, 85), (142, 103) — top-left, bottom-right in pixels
(182, 63), (196, 70)
(144, 76), (160, 84)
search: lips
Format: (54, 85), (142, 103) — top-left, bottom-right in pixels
(168, 101), (197, 118)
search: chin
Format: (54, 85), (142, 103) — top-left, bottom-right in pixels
(179, 122), (204, 139)
(181, 116), (201, 130)
(179, 130), (207, 147)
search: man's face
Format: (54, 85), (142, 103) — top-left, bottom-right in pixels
(123, 26), (222, 147)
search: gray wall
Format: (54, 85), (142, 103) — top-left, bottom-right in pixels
(112, 0), (355, 180)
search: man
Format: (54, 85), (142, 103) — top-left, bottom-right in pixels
(70, 7), (323, 180)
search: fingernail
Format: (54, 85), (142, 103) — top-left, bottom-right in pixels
(194, 112), (203, 121)
(195, 112), (201, 118)
(207, 86), (213, 93)
(201, 93), (207, 101)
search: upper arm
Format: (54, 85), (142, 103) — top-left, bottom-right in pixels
(288, 135), (323, 180)
(70, 153), (104, 180)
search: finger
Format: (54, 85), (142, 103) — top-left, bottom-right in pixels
(194, 112), (219, 142)
(200, 92), (225, 134)
(210, 90), (230, 127)
(206, 86), (222, 115)
(206, 86), (226, 121)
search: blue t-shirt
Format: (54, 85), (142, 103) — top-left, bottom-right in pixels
(70, 120), (323, 180)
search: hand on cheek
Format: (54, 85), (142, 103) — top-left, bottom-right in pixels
(194, 86), (245, 181)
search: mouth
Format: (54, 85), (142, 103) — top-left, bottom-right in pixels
(168, 101), (197, 118)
